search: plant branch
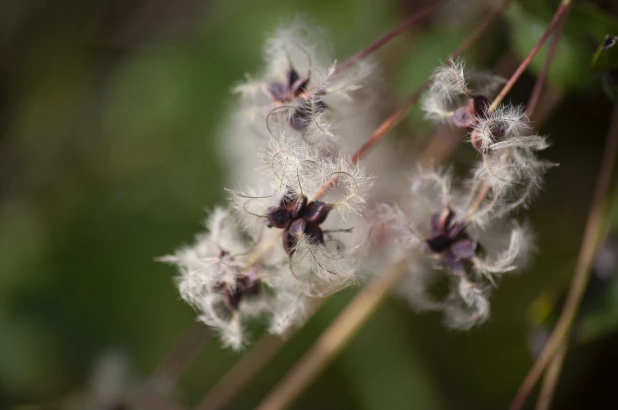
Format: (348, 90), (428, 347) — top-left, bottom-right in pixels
(468, 1), (569, 220)
(334, 0), (448, 75)
(147, 322), (210, 395)
(255, 260), (408, 410)
(535, 341), (567, 410)
(489, 0), (572, 112)
(194, 335), (285, 410)
(509, 104), (618, 410)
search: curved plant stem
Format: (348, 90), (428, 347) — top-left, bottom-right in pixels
(255, 260), (408, 410)
(194, 335), (285, 410)
(535, 341), (567, 410)
(334, 0), (448, 75)
(468, 0), (570, 220)
(509, 104), (618, 410)
(525, 5), (569, 118)
(148, 322), (211, 394)
(313, 0), (510, 201)
(488, 0), (572, 112)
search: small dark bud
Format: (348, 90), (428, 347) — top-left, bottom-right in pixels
(470, 129), (484, 152)
(470, 95), (490, 119)
(290, 109), (311, 130)
(426, 234), (451, 253)
(291, 77), (310, 97)
(431, 208), (455, 233)
(449, 238), (478, 259)
(287, 195), (307, 219)
(267, 82), (287, 102)
(282, 229), (297, 255)
(288, 218), (307, 238)
(286, 68), (300, 88)
(303, 222), (325, 245)
(452, 106), (476, 128)
(224, 288), (244, 311)
(304, 201), (331, 225)
(266, 207), (292, 229)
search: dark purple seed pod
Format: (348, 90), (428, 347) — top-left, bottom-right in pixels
(471, 95), (490, 119)
(288, 218), (307, 238)
(303, 222), (324, 245)
(224, 288), (243, 311)
(288, 195), (307, 219)
(267, 82), (287, 102)
(238, 269), (261, 296)
(266, 207), (291, 229)
(430, 208), (455, 234)
(292, 77), (310, 97)
(443, 251), (467, 273)
(290, 109), (310, 130)
(449, 238), (478, 259)
(303, 201), (331, 225)
(452, 106), (476, 128)
(282, 229), (297, 255)
(447, 222), (469, 242)
(426, 234), (451, 253)
(286, 68), (300, 89)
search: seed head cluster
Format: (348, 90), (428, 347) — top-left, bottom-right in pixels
(162, 26), (553, 348)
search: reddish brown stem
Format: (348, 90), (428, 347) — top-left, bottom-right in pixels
(489, 0), (571, 111)
(525, 6), (570, 117)
(509, 104), (618, 410)
(334, 0), (448, 75)
(312, 2), (509, 201)
(194, 335), (285, 410)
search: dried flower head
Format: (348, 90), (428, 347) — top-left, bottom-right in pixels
(229, 136), (369, 295)
(159, 207), (310, 349)
(233, 22), (376, 149)
(375, 168), (533, 329)
(422, 57), (504, 124)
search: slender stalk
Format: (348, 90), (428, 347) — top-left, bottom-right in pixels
(525, 6), (569, 117)
(488, 0), (572, 112)
(195, 335), (285, 410)
(148, 322), (211, 394)
(313, 1), (509, 201)
(255, 260), (408, 410)
(334, 0), (448, 75)
(468, 0), (570, 220)
(535, 341), (567, 410)
(509, 104), (618, 410)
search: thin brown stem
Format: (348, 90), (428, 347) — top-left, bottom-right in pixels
(148, 322), (211, 394)
(509, 104), (618, 410)
(468, 1), (569, 219)
(525, 6), (570, 117)
(194, 335), (285, 410)
(535, 341), (567, 410)
(334, 0), (448, 75)
(255, 260), (408, 410)
(312, 2), (509, 201)
(489, 0), (572, 112)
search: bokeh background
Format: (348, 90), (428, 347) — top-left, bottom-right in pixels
(2, 0), (618, 409)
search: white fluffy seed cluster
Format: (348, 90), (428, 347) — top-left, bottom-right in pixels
(376, 168), (534, 329)
(162, 28), (554, 346)
(368, 58), (551, 329)
(161, 23), (376, 349)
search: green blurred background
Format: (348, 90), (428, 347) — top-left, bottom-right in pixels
(2, 0), (618, 409)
